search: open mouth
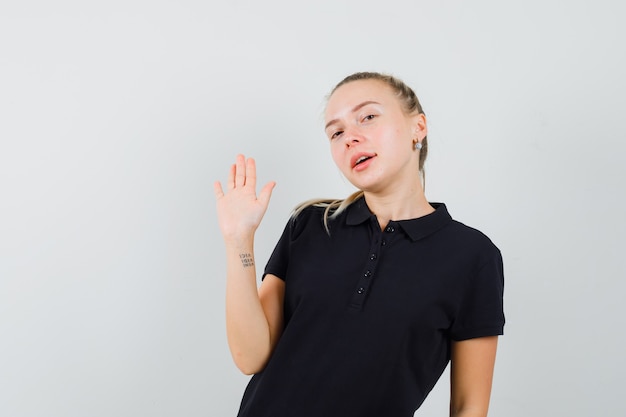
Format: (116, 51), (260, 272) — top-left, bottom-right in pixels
(354, 155), (374, 167)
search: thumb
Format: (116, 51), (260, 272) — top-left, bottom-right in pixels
(258, 181), (276, 208)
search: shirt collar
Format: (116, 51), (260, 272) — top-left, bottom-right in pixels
(346, 197), (452, 242)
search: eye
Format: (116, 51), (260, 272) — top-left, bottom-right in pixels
(362, 114), (376, 122)
(330, 130), (343, 140)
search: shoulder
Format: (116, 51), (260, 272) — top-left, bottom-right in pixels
(443, 220), (503, 284)
(287, 203), (330, 240)
(446, 219), (500, 254)
(416, 203), (500, 256)
(427, 204), (502, 269)
(290, 203), (328, 226)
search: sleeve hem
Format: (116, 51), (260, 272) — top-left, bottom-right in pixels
(262, 272), (285, 281)
(451, 325), (504, 341)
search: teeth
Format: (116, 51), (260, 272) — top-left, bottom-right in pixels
(356, 156), (368, 165)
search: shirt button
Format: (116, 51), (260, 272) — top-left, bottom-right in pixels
(370, 253), (377, 260)
(381, 239), (387, 246)
(357, 287), (365, 294)
(364, 270), (372, 278)
(385, 226), (395, 233)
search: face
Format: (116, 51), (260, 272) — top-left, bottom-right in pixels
(324, 79), (427, 194)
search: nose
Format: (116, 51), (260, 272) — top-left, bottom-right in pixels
(342, 127), (362, 147)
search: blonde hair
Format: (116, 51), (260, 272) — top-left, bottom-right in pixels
(293, 72), (428, 232)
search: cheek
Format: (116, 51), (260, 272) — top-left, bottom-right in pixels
(391, 126), (414, 150)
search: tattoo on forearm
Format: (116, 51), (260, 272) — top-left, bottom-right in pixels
(239, 253), (254, 268)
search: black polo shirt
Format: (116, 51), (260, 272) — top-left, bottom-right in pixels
(237, 198), (504, 417)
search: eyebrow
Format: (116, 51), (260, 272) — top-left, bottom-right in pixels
(325, 100), (381, 131)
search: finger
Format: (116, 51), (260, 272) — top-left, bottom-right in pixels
(258, 181), (276, 208)
(213, 181), (225, 198)
(226, 163), (236, 190)
(246, 157), (257, 190)
(234, 154), (246, 187)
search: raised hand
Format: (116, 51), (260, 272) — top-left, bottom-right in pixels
(214, 154), (276, 243)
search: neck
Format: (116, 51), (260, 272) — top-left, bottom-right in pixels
(363, 181), (434, 230)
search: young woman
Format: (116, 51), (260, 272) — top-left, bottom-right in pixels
(214, 72), (505, 417)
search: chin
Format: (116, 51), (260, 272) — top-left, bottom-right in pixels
(350, 180), (382, 194)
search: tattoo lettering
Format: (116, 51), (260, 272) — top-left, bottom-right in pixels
(239, 253), (254, 268)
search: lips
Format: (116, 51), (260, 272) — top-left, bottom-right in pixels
(351, 152), (377, 168)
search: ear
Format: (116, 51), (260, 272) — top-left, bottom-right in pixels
(412, 113), (428, 142)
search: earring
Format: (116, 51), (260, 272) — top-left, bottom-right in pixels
(414, 142), (423, 150)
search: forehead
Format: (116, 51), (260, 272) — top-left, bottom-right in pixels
(325, 79), (398, 119)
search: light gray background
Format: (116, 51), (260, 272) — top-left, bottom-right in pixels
(1, 1), (624, 416)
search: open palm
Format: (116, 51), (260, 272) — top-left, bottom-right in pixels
(214, 154), (276, 242)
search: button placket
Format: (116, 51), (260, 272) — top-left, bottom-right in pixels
(349, 227), (387, 309)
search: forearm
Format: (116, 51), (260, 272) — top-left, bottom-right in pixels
(225, 238), (272, 375)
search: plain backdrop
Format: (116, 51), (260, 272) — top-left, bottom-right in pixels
(1, 1), (624, 416)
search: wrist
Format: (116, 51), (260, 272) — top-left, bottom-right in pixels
(223, 235), (255, 250)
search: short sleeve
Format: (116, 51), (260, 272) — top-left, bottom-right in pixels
(262, 218), (293, 281)
(450, 249), (505, 341)
(262, 207), (322, 282)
